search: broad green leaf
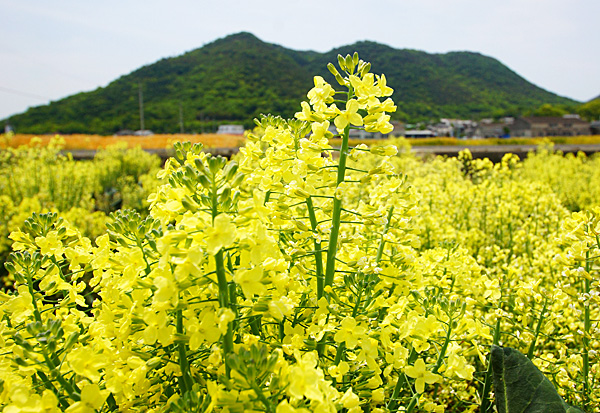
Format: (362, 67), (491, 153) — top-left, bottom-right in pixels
(491, 345), (585, 413)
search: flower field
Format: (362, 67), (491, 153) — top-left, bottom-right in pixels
(0, 134), (246, 151)
(1, 55), (600, 412)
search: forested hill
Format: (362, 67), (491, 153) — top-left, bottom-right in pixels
(4, 32), (578, 134)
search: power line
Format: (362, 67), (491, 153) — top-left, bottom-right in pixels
(0, 86), (51, 101)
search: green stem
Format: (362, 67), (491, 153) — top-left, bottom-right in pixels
(37, 371), (69, 409)
(375, 206), (394, 264)
(176, 310), (193, 393)
(136, 238), (152, 275)
(582, 250), (591, 406)
(323, 124), (350, 293)
(41, 347), (80, 401)
(229, 283), (240, 342)
(215, 250), (234, 377)
(388, 372), (408, 411)
(211, 172), (219, 220)
(480, 317), (501, 413)
(406, 392), (420, 413)
(387, 349), (418, 411)
(527, 298), (548, 360)
(306, 197), (324, 299)
(26, 270), (42, 324)
(250, 381), (274, 413)
(27, 266), (82, 402)
(433, 317), (453, 374)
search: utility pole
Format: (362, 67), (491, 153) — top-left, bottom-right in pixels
(138, 84), (145, 131)
(179, 102), (184, 134)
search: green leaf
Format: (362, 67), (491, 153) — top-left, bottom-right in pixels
(491, 345), (585, 413)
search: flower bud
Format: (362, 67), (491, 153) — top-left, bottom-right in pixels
(293, 187), (311, 199)
(345, 54), (354, 73)
(327, 62), (340, 78)
(337, 54), (346, 71)
(223, 161), (239, 182)
(146, 357), (162, 369)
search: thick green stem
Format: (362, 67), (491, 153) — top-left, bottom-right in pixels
(582, 251), (591, 406)
(41, 348), (80, 401)
(323, 124), (350, 292)
(306, 197), (325, 299)
(215, 250), (234, 377)
(387, 349), (418, 411)
(406, 392), (420, 413)
(250, 382), (274, 413)
(480, 317), (501, 413)
(388, 372), (408, 411)
(229, 283), (239, 342)
(527, 298), (548, 360)
(37, 371), (69, 409)
(176, 310), (193, 393)
(26, 271), (43, 324)
(433, 317), (453, 374)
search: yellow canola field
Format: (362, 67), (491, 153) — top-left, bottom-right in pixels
(0, 133), (246, 150)
(1, 55), (600, 412)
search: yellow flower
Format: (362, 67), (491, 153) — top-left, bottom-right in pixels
(295, 101), (324, 122)
(350, 73), (379, 108)
(364, 112), (393, 134)
(377, 74), (394, 96)
(67, 347), (107, 383)
(35, 230), (64, 259)
(288, 352), (324, 402)
(334, 316), (366, 349)
(205, 213), (236, 255)
(233, 266), (266, 298)
(404, 358), (442, 393)
(65, 383), (107, 413)
(334, 99), (363, 132)
(4, 388), (60, 413)
(340, 388), (360, 409)
(307, 76), (335, 112)
(444, 353), (475, 380)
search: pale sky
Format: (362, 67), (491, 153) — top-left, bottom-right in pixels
(1, 0), (598, 120)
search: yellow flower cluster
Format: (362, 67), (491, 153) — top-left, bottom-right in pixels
(1, 54), (599, 412)
(0, 142), (161, 287)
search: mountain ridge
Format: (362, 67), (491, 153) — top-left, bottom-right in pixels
(3, 32), (579, 134)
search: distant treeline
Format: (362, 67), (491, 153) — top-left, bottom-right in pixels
(5, 32), (598, 135)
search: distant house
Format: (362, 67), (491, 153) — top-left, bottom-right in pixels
(474, 118), (513, 138)
(510, 116), (590, 137)
(430, 119), (477, 138)
(217, 125), (245, 135)
(389, 121), (405, 137)
(590, 121), (600, 135)
(404, 130), (436, 138)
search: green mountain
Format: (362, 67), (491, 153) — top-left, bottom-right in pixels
(4, 32), (579, 134)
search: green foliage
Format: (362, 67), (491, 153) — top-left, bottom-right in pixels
(4, 32), (577, 134)
(577, 98), (600, 121)
(491, 346), (584, 413)
(530, 103), (569, 117)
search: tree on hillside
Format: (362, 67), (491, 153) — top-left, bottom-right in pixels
(531, 103), (568, 117)
(578, 99), (600, 121)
